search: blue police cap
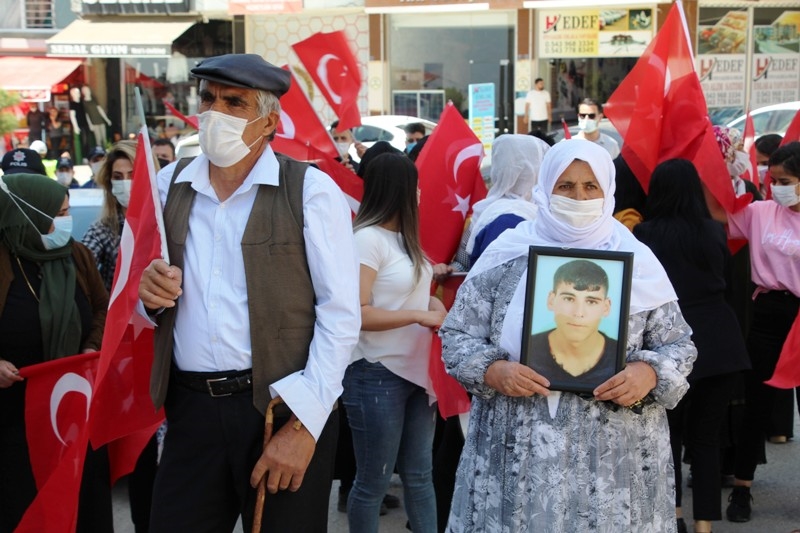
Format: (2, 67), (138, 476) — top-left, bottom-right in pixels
(190, 54), (291, 96)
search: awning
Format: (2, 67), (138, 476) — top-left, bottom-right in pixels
(46, 20), (195, 58)
(0, 57), (82, 101)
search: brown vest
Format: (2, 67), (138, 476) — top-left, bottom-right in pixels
(150, 154), (316, 415)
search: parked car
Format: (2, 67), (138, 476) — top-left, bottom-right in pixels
(726, 101), (800, 138)
(349, 115), (437, 161)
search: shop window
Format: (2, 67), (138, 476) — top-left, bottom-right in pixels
(388, 12), (514, 122)
(24, 0), (53, 29)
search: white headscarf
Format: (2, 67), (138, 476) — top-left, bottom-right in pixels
(467, 140), (677, 363)
(466, 135), (549, 254)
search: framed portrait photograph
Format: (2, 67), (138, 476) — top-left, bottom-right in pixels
(520, 246), (634, 394)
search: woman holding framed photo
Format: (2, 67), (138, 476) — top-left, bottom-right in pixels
(440, 140), (696, 532)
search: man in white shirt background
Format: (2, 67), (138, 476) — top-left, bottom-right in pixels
(525, 78), (552, 133)
(138, 53), (361, 532)
(574, 98), (620, 160)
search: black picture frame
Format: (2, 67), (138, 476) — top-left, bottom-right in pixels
(520, 246), (634, 394)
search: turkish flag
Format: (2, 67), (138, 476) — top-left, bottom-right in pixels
(429, 275), (470, 418)
(292, 31), (362, 132)
(88, 128), (165, 482)
(16, 351), (100, 532)
(271, 136), (363, 215)
(780, 108), (800, 145)
(604, 2), (738, 214)
(416, 102), (487, 265)
(275, 66), (339, 160)
(741, 109), (759, 187)
(765, 311), (800, 389)
(561, 117), (572, 139)
(162, 99), (198, 130)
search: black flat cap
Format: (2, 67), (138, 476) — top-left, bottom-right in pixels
(191, 54), (291, 96)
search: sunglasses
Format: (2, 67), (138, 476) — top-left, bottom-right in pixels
(578, 113), (597, 119)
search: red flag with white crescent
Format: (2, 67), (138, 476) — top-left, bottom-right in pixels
(276, 65), (339, 160)
(604, 2), (743, 213)
(416, 102), (487, 265)
(16, 351), (100, 532)
(88, 127), (165, 480)
(292, 31), (362, 132)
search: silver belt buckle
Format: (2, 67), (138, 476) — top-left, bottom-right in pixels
(206, 377), (232, 397)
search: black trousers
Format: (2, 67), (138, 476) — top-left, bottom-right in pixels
(668, 372), (741, 520)
(149, 381), (339, 533)
(734, 291), (799, 481)
(530, 120), (548, 133)
(128, 435), (158, 533)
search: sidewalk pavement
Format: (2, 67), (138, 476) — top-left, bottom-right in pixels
(111, 411), (799, 532)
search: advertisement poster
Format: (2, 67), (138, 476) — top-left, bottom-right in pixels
(468, 83), (495, 153)
(696, 9), (748, 109)
(752, 10), (800, 107)
(537, 8), (654, 59)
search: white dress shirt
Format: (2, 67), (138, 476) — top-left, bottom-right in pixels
(154, 145), (361, 440)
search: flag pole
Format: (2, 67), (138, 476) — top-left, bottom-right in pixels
(134, 87), (170, 263)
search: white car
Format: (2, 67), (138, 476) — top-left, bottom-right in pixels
(175, 115), (438, 162)
(726, 101), (800, 138)
(349, 115), (437, 161)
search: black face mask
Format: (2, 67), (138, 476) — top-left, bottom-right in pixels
(157, 158), (172, 169)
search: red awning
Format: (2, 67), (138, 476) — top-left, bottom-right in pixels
(0, 56), (82, 92)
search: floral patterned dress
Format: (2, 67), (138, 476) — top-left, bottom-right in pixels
(441, 258), (696, 533)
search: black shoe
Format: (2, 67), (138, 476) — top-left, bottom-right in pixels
(676, 518), (688, 533)
(382, 493), (401, 509)
(726, 486), (753, 522)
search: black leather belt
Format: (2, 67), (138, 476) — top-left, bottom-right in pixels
(172, 369), (253, 397)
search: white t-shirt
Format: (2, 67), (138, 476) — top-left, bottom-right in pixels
(525, 89), (551, 122)
(353, 225), (435, 397)
(575, 131), (620, 159)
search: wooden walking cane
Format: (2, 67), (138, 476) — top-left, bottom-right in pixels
(252, 396), (285, 533)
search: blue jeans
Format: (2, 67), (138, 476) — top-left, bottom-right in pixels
(343, 359), (437, 533)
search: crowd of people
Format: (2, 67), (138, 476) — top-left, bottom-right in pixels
(0, 52), (798, 533)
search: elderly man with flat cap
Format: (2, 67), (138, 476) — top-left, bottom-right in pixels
(139, 53), (361, 532)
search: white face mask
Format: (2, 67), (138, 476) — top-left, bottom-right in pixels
(198, 110), (263, 167)
(727, 150), (749, 177)
(41, 215), (73, 250)
(56, 171), (72, 187)
(757, 165), (768, 182)
(111, 180), (133, 208)
(90, 161), (104, 176)
(335, 142), (351, 158)
(549, 195), (605, 228)
(771, 184), (800, 208)
(578, 118), (598, 133)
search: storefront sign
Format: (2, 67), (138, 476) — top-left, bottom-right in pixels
(697, 54), (747, 108)
(752, 54), (800, 108)
(468, 83), (495, 153)
(79, 0), (191, 15)
(537, 7), (654, 58)
(751, 10), (800, 108)
(15, 89), (51, 102)
(228, 0), (301, 14)
(365, 0), (522, 11)
(47, 43), (172, 58)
